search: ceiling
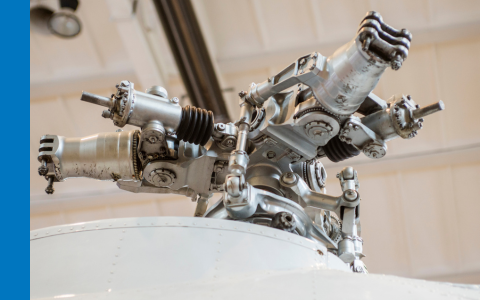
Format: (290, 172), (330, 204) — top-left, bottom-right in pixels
(30, 0), (480, 284)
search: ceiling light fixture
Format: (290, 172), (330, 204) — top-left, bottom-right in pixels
(30, 0), (81, 39)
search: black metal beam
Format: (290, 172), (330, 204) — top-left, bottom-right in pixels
(153, 0), (230, 123)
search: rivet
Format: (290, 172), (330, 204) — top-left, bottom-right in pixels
(151, 223), (154, 225)
(109, 224), (112, 227)
(124, 223), (126, 226)
(34, 233), (37, 236)
(70, 228), (73, 230)
(206, 224), (209, 226)
(82, 226), (85, 229)
(193, 222), (196, 225)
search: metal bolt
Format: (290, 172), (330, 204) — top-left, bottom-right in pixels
(266, 151), (276, 159)
(45, 176), (55, 194)
(38, 160), (48, 176)
(225, 139), (234, 147)
(146, 86), (168, 98)
(238, 91), (246, 97)
(271, 212), (296, 232)
(281, 172), (297, 185)
(170, 97), (179, 104)
(101, 110), (112, 119)
(217, 123), (226, 131)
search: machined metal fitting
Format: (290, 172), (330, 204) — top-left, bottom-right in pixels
(271, 212), (296, 232)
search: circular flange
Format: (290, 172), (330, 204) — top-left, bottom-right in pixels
(305, 121), (333, 141)
(362, 141), (386, 159)
(149, 168), (176, 187)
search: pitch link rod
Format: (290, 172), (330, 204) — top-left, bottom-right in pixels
(80, 91), (114, 109)
(280, 173), (359, 213)
(413, 100), (445, 119)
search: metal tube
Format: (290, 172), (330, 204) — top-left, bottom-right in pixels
(413, 100), (445, 119)
(80, 91), (114, 109)
(236, 123), (249, 151)
(42, 131), (137, 181)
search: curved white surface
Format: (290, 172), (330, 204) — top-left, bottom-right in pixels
(30, 217), (480, 300)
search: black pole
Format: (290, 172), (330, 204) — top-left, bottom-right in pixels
(153, 0), (230, 123)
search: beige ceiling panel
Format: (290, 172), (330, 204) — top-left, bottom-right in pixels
(431, 0), (480, 25)
(451, 162), (480, 272)
(316, 0), (370, 40)
(156, 196), (196, 217)
(30, 98), (78, 144)
(369, 0), (430, 30)
(400, 167), (460, 277)
(111, 201), (159, 219)
(435, 38), (480, 146)
(359, 173), (411, 277)
(255, 0), (317, 49)
(31, 30), (102, 83)
(30, 35), (51, 83)
(77, 0), (132, 72)
(202, 0), (264, 59)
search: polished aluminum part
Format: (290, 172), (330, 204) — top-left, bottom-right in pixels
(38, 131), (137, 182)
(30, 217), (480, 300)
(36, 11), (447, 275)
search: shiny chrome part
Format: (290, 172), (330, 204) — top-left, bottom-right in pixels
(36, 11), (446, 269)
